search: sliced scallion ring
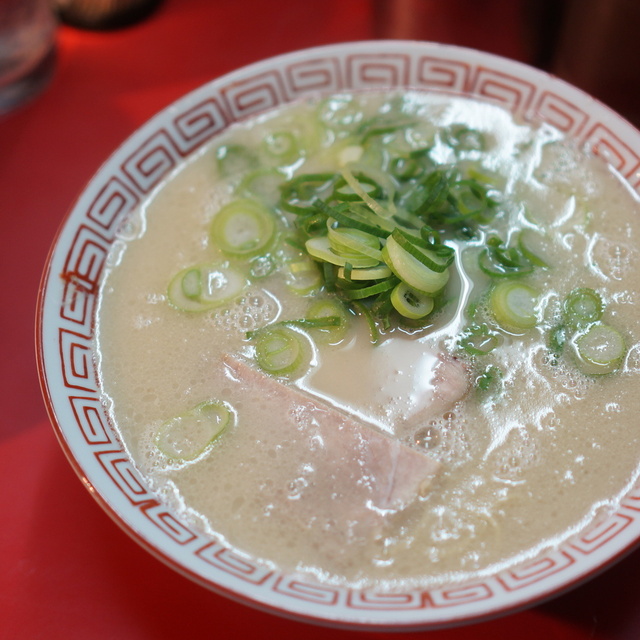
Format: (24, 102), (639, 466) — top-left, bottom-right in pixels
(210, 198), (277, 257)
(180, 268), (201, 300)
(284, 259), (322, 295)
(459, 323), (501, 356)
(168, 263), (248, 312)
(350, 300), (380, 344)
(238, 168), (286, 207)
(279, 173), (337, 215)
(216, 144), (258, 177)
(336, 264), (392, 281)
(155, 400), (234, 461)
(333, 172), (382, 202)
(327, 226), (382, 261)
(517, 228), (550, 268)
(390, 282), (435, 319)
(382, 235), (450, 294)
(249, 254), (277, 279)
(325, 205), (392, 238)
(548, 324), (567, 358)
(340, 165), (391, 219)
(252, 326), (310, 378)
(262, 131), (300, 164)
(475, 364), (503, 393)
(489, 281), (539, 333)
(479, 236), (534, 278)
(390, 155), (423, 180)
(339, 277), (398, 300)
(305, 236), (379, 268)
(573, 323), (626, 375)
(390, 228), (454, 273)
(305, 298), (351, 344)
(563, 287), (604, 329)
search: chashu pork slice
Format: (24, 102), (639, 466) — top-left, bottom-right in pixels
(223, 354), (441, 513)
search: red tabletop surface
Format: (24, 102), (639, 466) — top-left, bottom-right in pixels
(3, 0), (640, 638)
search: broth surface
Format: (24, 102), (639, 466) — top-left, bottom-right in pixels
(96, 92), (640, 589)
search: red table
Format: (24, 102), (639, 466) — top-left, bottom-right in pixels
(3, 1), (640, 637)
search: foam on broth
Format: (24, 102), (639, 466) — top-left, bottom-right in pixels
(96, 92), (640, 589)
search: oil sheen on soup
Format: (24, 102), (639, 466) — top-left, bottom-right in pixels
(96, 91), (640, 590)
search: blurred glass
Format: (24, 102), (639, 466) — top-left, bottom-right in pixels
(54, 0), (163, 30)
(0, 0), (57, 115)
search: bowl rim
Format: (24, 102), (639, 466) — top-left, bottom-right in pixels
(36, 38), (640, 630)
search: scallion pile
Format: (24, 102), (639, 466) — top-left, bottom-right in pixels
(165, 93), (627, 381)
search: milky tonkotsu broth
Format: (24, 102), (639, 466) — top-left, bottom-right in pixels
(96, 91), (640, 590)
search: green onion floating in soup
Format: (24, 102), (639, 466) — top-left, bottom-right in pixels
(98, 91), (640, 591)
(155, 400), (234, 461)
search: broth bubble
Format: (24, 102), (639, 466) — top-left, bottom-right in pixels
(414, 425), (441, 449)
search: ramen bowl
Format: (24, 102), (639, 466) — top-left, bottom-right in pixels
(37, 40), (640, 630)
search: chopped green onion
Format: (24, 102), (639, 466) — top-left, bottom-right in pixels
(305, 235), (379, 268)
(370, 290), (394, 329)
(327, 226), (382, 261)
(340, 165), (391, 219)
(390, 228), (455, 273)
(321, 201), (392, 238)
(284, 259), (322, 295)
(168, 263), (248, 312)
(563, 287), (604, 329)
(332, 172), (382, 202)
(338, 277), (398, 300)
(336, 264), (392, 281)
(210, 198), (277, 257)
(295, 211), (330, 240)
(447, 180), (494, 219)
(573, 323), (626, 375)
(390, 282), (435, 319)
(446, 125), (486, 152)
(251, 325), (310, 378)
(180, 268), (201, 300)
(465, 299), (480, 321)
(317, 94), (364, 132)
(321, 261), (338, 292)
(475, 364), (503, 393)
(350, 300), (380, 344)
(246, 316), (341, 339)
(289, 317), (342, 329)
(382, 235), (450, 294)
(390, 155), (423, 180)
(238, 168), (286, 207)
(459, 323), (502, 356)
(548, 324), (567, 358)
(410, 169), (452, 217)
(155, 400), (233, 461)
(263, 131), (300, 164)
(357, 114), (417, 144)
(305, 298), (351, 344)
(411, 173), (498, 237)
(479, 236), (534, 278)
(279, 173), (337, 215)
(489, 281), (539, 333)
(216, 144), (258, 177)
(249, 254), (277, 279)
(517, 228), (551, 268)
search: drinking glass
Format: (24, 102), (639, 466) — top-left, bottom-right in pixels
(0, 0), (57, 115)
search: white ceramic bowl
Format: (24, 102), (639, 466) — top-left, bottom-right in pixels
(37, 40), (640, 630)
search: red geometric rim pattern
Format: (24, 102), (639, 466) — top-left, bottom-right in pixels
(49, 48), (640, 618)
